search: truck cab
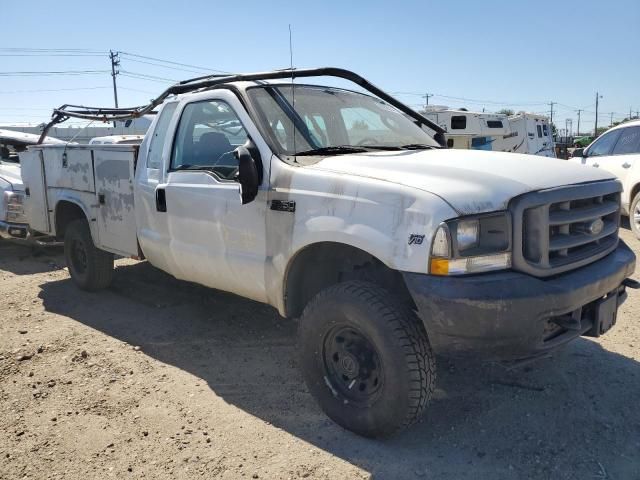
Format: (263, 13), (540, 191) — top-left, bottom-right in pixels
(21, 69), (637, 438)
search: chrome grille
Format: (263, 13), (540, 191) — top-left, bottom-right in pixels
(511, 180), (621, 277)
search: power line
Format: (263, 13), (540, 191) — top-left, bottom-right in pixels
(0, 86), (111, 95)
(0, 70), (109, 76)
(119, 51), (229, 74)
(120, 57), (211, 75)
(120, 71), (178, 83)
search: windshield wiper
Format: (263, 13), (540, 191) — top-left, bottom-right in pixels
(399, 143), (438, 150)
(295, 146), (369, 156)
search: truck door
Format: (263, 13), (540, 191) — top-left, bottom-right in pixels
(134, 101), (179, 273)
(162, 92), (270, 303)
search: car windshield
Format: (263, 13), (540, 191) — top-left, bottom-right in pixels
(247, 85), (440, 157)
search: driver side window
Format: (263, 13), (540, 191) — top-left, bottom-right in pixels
(587, 129), (621, 157)
(171, 100), (248, 179)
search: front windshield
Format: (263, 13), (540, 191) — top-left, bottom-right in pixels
(247, 85), (439, 156)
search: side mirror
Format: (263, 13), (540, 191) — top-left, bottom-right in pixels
(234, 145), (260, 205)
(573, 148), (585, 158)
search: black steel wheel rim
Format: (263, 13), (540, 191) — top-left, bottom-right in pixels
(322, 325), (383, 405)
(70, 239), (88, 274)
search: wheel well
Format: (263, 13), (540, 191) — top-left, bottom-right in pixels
(55, 201), (87, 240)
(284, 242), (416, 318)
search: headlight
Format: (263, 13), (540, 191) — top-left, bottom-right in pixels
(429, 212), (511, 275)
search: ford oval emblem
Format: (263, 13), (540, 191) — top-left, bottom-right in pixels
(587, 218), (604, 236)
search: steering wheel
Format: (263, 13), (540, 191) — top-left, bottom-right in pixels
(355, 137), (380, 146)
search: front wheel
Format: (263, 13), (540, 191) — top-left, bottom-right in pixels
(64, 219), (114, 291)
(298, 281), (435, 438)
(630, 192), (640, 240)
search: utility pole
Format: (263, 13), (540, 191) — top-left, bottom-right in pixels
(549, 101), (555, 127)
(594, 92), (601, 137)
(422, 93), (433, 110)
(630, 107), (633, 120)
(109, 50), (120, 127)
(610, 112), (614, 126)
(576, 109), (582, 136)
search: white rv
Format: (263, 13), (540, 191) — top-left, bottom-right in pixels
(423, 108), (555, 157)
(492, 112), (555, 157)
(423, 107), (510, 150)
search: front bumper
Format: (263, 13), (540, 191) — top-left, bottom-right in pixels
(0, 220), (29, 240)
(403, 241), (636, 360)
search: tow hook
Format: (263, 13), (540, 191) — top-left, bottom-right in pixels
(622, 278), (640, 289)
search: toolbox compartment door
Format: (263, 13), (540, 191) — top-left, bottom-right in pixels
(93, 148), (138, 257)
(21, 149), (51, 234)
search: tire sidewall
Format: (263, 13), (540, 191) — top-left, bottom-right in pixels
(299, 285), (423, 437)
(631, 193), (640, 239)
(64, 221), (91, 289)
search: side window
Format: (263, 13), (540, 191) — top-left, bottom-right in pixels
(486, 120), (503, 128)
(542, 124), (549, 137)
(147, 102), (178, 169)
(612, 126), (640, 155)
(587, 130), (622, 157)
(536, 125), (543, 138)
(171, 100), (248, 179)
(451, 116), (467, 129)
(303, 113), (329, 146)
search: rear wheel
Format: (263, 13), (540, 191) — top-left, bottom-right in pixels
(64, 219), (114, 291)
(298, 281), (435, 438)
(631, 192), (640, 239)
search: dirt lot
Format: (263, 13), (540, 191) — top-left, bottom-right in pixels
(0, 228), (639, 480)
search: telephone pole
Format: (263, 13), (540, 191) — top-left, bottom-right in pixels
(610, 112), (614, 126)
(576, 109), (582, 136)
(594, 92), (601, 137)
(109, 50), (120, 127)
(422, 93), (433, 109)
(549, 101), (555, 126)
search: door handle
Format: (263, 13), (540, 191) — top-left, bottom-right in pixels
(622, 162), (632, 169)
(592, 163), (599, 168)
(155, 187), (167, 212)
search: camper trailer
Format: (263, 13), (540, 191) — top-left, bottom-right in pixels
(492, 112), (555, 157)
(423, 108), (555, 157)
(423, 107), (510, 150)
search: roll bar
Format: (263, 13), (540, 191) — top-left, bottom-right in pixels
(38, 67), (446, 145)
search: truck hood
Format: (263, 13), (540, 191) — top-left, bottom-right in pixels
(0, 162), (23, 191)
(309, 149), (615, 215)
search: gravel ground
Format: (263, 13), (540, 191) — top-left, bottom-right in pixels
(0, 228), (639, 480)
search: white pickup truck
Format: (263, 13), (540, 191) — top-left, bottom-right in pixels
(21, 68), (637, 437)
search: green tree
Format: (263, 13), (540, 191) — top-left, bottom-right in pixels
(497, 108), (514, 116)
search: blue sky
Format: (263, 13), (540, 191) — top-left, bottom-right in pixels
(2, 0), (639, 134)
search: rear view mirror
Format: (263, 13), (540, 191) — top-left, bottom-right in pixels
(234, 146), (260, 205)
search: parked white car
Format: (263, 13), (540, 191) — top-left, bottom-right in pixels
(21, 68), (637, 437)
(569, 120), (640, 238)
(0, 129), (65, 240)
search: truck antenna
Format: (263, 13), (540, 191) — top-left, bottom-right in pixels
(289, 24), (296, 156)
